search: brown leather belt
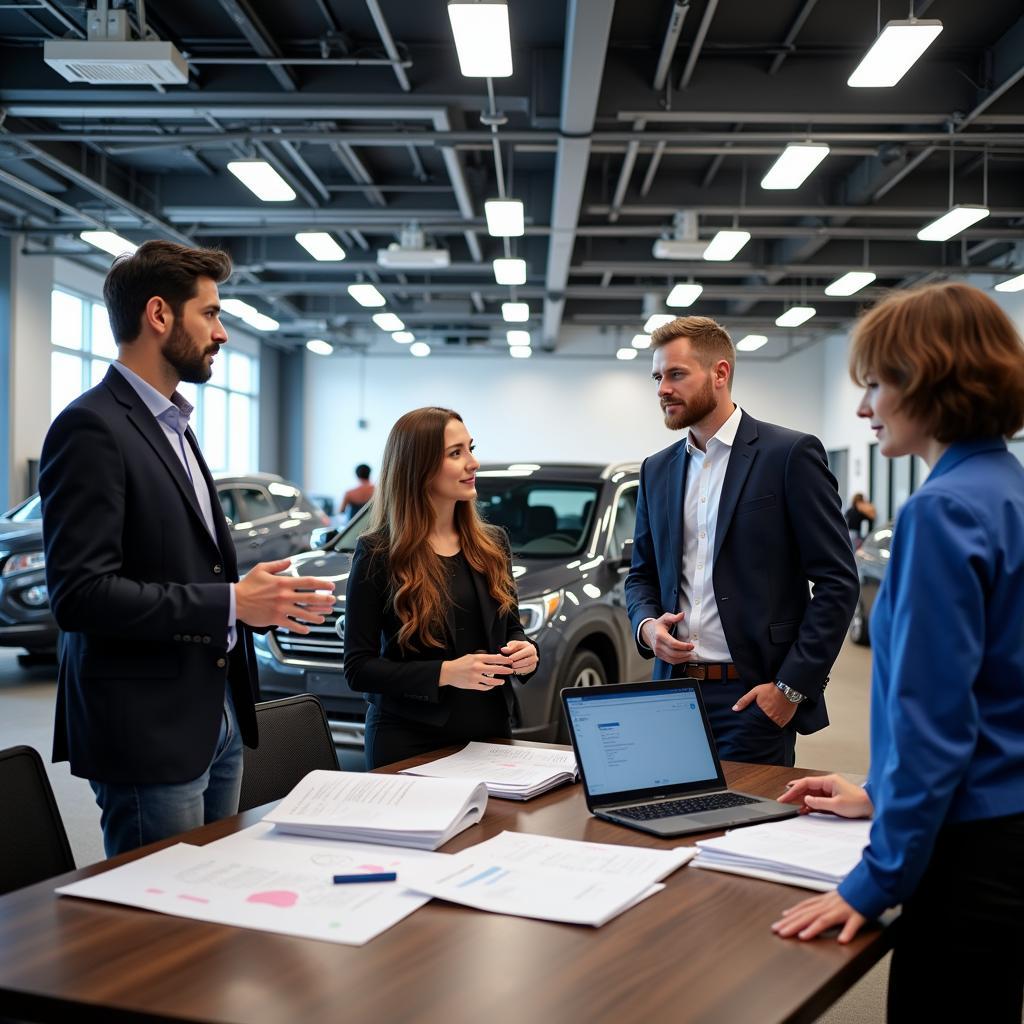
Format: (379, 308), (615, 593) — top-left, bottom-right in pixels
(679, 663), (741, 681)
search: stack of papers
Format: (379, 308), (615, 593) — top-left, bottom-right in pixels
(690, 814), (872, 891)
(401, 830), (697, 927)
(56, 825), (448, 946)
(400, 741), (578, 800)
(263, 770), (488, 851)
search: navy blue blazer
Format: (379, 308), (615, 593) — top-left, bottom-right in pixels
(625, 410), (859, 734)
(39, 366), (259, 785)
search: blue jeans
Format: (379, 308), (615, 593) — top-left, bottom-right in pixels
(89, 687), (244, 857)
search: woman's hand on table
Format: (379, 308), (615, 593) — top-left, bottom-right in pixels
(777, 773), (874, 818)
(772, 891), (867, 943)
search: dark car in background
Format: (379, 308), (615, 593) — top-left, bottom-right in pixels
(254, 462), (650, 748)
(0, 473), (327, 664)
(849, 522), (893, 646)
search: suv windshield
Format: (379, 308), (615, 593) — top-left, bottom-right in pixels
(3, 494), (42, 522)
(332, 478), (601, 557)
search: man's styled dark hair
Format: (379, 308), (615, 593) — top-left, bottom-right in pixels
(103, 240), (232, 344)
(355, 464), (371, 480)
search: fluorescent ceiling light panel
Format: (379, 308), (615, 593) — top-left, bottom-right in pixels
(916, 204), (989, 242)
(245, 311), (279, 332)
(506, 330), (531, 346)
(392, 331), (415, 343)
(409, 342), (431, 357)
(502, 301), (530, 322)
(736, 334), (768, 352)
(509, 346), (532, 359)
(824, 271), (877, 296)
(760, 143), (830, 190)
(79, 230), (138, 257)
(347, 283), (386, 307)
(616, 347), (638, 361)
(631, 333), (652, 349)
(493, 257), (527, 285)
(219, 298), (279, 332)
(994, 273), (1024, 293)
(775, 306), (816, 327)
(484, 199), (525, 237)
(848, 19), (943, 88)
(226, 160), (296, 202)
(372, 312), (405, 332)
(644, 314), (674, 333)
(703, 229), (751, 262)
(305, 339), (333, 356)
(666, 283), (703, 307)
(294, 232), (346, 261)
(447, 2), (512, 78)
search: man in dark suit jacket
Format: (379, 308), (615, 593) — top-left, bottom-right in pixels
(39, 240), (336, 856)
(625, 316), (858, 766)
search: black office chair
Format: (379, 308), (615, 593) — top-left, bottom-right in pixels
(237, 694), (341, 812)
(0, 745), (75, 896)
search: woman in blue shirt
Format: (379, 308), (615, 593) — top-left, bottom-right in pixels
(772, 282), (1024, 1021)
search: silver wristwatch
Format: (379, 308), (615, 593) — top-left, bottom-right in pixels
(774, 680), (805, 704)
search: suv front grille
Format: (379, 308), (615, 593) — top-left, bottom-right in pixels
(272, 609), (344, 665)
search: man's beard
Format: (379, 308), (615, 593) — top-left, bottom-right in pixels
(662, 375), (716, 431)
(163, 319), (215, 384)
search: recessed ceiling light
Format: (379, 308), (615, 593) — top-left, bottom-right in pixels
(775, 306), (816, 327)
(493, 257), (527, 285)
(824, 271), (877, 296)
(916, 204), (989, 242)
(509, 346), (532, 359)
(703, 229), (751, 262)
(294, 232), (346, 261)
(760, 143), (830, 190)
(666, 283), (703, 307)
(847, 19), (943, 88)
(485, 199), (525, 237)
(736, 335), (768, 352)
(631, 333), (651, 349)
(226, 160), (296, 202)
(347, 283), (386, 307)
(502, 301), (530, 322)
(409, 341), (431, 357)
(372, 312), (405, 332)
(305, 339), (333, 356)
(447, 2), (512, 78)
(79, 230), (137, 257)
(506, 330), (531, 346)
(392, 331), (415, 343)
(994, 273), (1024, 293)
(644, 314), (674, 333)
(616, 347), (638, 361)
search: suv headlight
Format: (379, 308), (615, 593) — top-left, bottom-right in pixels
(519, 590), (563, 636)
(2, 550), (45, 576)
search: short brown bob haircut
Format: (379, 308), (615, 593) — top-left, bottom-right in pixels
(103, 240), (232, 344)
(849, 281), (1024, 443)
(650, 315), (736, 384)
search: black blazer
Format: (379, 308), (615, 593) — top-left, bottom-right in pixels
(39, 366), (259, 785)
(624, 411), (859, 734)
(343, 534), (537, 727)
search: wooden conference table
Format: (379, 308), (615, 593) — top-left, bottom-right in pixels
(0, 746), (892, 1024)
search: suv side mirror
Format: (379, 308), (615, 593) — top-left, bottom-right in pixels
(310, 527), (338, 550)
(611, 538), (633, 569)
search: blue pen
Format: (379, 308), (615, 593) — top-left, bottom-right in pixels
(332, 872), (397, 884)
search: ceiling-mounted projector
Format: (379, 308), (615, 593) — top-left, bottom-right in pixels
(653, 210), (707, 260)
(377, 223), (451, 269)
(44, 40), (188, 84)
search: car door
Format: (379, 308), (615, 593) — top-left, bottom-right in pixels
(603, 480), (647, 678)
(233, 485), (291, 568)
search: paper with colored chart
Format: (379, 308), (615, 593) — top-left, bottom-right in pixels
(55, 833), (448, 945)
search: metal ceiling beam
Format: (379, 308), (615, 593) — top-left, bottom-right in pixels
(364, 0), (411, 93)
(330, 142), (387, 206)
(652, 1), (690, 92)
(678, 0), (719, 90)
(542, 0), (616, 347)
(587, 204), (1024, 219)
(0, 167), (104, 228)
(215, 0), (297, 92)
(768, 0), (818, 76)
(277, 140), (331, 204)
(253, 141), (319, 208)
(608, 120), (645, 222)
(35, 0), (86, 38)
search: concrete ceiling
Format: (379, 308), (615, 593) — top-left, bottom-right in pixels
(0, 0), (1022, 359)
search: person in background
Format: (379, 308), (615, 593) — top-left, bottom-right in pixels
(340, 463), (375, 522)
(343, 407), (539, 769)
(773, 282), (1024, 1022)
(843, 491), (876, 548)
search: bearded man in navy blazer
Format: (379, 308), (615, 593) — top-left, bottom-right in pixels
(39, 241), (336, 856)
(625, 316), (858, 766)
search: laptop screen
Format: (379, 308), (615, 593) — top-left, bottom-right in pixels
(564, 685), (719, 798)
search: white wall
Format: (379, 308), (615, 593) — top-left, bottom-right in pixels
(303, 339), (827, 503)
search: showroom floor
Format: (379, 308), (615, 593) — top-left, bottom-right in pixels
(0, 640), (886, 1023)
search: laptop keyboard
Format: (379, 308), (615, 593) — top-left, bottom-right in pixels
(614, 791), (759, 821)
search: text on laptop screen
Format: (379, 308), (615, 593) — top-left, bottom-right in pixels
(565, 687), (718, 796)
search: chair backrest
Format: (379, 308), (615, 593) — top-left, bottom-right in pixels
(0, 745), (75, 895)
(238, 694), (341, 812)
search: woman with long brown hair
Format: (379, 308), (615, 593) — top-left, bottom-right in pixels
(344, 407), (539, 769)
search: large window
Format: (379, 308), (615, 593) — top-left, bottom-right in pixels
(50, 287), (260, 474)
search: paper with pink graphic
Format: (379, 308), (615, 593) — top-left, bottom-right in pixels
(55, 835), (448, 946)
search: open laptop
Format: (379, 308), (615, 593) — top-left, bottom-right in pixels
(561, 679), (799, 837)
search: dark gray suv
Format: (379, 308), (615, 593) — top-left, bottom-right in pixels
(253, 462), (649, 747)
